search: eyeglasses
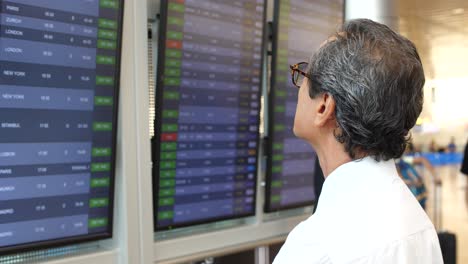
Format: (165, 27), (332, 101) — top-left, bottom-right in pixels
(290, 62), (309, 88)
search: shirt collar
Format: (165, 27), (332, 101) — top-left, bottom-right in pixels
(315, 156), (397, 213)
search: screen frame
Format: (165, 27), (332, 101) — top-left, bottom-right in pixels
(153, 0), (268, 232)
(264, 0), (345, 213)
(0, 0), (124, 255)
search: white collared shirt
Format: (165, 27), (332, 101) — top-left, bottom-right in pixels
(273, 157), (443, 264)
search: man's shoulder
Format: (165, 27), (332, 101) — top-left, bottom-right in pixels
(273, 217), (330, 264)
(287, 181), (438, 260)
(284, 216), (323, 246)
(346, 227), (443, 264)
(274, 218), (442, 264)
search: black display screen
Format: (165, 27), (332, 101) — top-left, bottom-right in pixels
(0, 0), (123, 253)
(265, 0), (343, 212)
(153, 0), (266, 230)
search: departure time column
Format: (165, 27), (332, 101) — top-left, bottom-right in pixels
(231, 0), (263, 216)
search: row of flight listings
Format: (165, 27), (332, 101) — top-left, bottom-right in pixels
(0, 0), (342, 256)
(151, 0), (344, 230)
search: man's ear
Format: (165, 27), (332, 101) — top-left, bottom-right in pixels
(314, 93), (336, 127)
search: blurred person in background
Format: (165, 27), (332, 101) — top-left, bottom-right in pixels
(462, 139), (468, 176)
(447, 137), (456, 153)
(397, 142), (440, 210)
(462, 139), (468, 211)
(396, 158), (428, 209)
(429, 139), (437, 152)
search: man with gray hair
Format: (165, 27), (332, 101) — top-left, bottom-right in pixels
(273, 19), (443, 263)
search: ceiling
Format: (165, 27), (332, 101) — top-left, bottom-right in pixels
(398, 0), (468, 80)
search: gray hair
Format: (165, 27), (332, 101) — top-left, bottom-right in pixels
(308, 19), (424, 161)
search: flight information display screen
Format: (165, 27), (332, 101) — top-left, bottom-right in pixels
(154, 0), (265, 230)
(265, 0), (343, 212)
(0, 0), (123, 253)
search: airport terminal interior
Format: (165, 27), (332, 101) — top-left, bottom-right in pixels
(0, 0), (467, 263)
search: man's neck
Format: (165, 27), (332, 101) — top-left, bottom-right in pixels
(314, 137), (353, 178)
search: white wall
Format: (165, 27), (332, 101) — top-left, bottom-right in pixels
(414, 31), (468, 151)
(412, 78), (468, 152)
(345, 0), (398, 30)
